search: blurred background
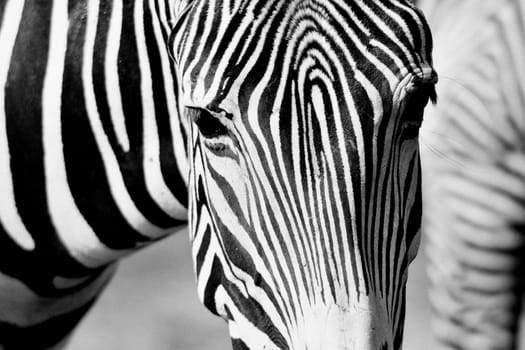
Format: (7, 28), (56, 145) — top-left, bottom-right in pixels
(67, 228), (523, 349)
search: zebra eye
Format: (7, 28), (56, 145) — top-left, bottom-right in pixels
(402, 84), (437, 130)
(186, 107), (230, 139)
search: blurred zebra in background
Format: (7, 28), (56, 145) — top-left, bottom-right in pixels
(0, 0), (437, 349)
(417, 0), (525, 349)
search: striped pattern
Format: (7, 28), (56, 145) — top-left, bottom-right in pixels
(173, 0), (436, 348)
(0, 0), (437, 349)
(0, 0), (187, 348)
(418, 0), (525, 349)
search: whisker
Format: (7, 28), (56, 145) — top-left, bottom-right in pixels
(435, 75), (472, 91)
(421, 142), (467, 170)
(422, 130), (467, 149)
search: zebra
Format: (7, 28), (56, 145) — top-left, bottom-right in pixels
(0, 0), (437, 349)
(0, 1), (187, 348)
(417, 0), (525, 349)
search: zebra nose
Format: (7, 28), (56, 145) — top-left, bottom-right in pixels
(313, 302), (391, 350)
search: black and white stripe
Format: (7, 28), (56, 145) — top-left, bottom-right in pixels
(418, 0), (525, 349)
(0, 0), (187, 347)
(1, 0), (437, 349)
(173, 0), (436, 348)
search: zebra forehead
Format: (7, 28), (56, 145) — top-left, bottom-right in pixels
(176, 0), (432, 111)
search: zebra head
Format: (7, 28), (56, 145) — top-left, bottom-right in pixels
(172, 0), (436, 349)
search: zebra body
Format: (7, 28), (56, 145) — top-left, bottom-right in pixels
(418, 0), (525, 348)
(0, 1), (188, 347)
(0, 0), (436, 349)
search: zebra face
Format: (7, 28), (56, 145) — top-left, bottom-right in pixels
(172, 0), (436, 349)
